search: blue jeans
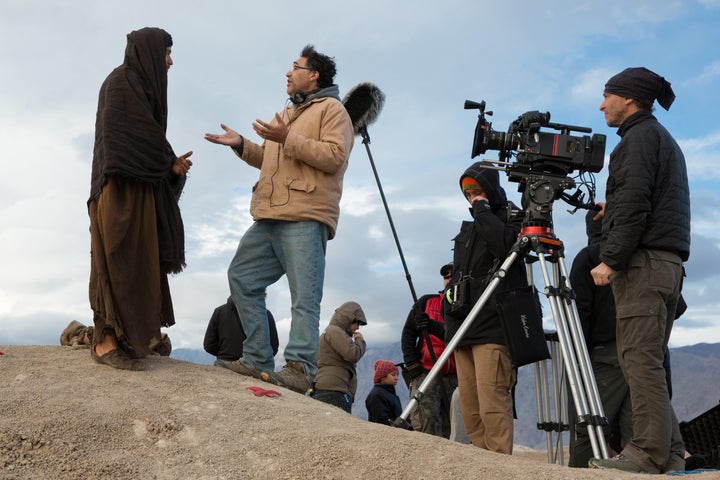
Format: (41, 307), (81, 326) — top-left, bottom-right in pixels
(228, 220), (327, 378)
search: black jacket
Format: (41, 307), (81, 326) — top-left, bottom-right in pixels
(571, 241), (688, 347)
(365, 384), (402, 425)
(570, 243), (616, 348)
(601, 111), (691, 270)
(203, 297), (279, 361)
(571, 211), (688, 349)
(444, 163), (526, 347)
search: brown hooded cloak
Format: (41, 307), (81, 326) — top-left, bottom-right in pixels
(88, 27), (185, 357)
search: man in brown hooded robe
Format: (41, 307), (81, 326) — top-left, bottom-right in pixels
(88, 27), (193, 370)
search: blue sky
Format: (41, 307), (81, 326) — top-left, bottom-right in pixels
(1, 0), (719, 352)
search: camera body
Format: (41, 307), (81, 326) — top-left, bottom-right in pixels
(465, 100), (606, 176)
(464, 100), (606, 229)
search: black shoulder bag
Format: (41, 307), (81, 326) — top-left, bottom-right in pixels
(495, 285), (550, 368)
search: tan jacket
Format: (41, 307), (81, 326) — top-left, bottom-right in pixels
(238, 94), (354, 239)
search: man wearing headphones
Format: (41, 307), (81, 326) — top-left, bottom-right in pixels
(205, 45), (354, 394)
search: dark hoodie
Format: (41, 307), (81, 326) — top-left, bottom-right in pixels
(443, 162), (526, 347)
(569, 211), (616, 347)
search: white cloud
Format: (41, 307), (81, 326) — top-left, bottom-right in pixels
(679, 131), (720, 180)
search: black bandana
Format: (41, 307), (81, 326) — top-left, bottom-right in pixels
(604, 67), (675, 111)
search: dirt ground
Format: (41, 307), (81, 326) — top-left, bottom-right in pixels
(0, 345), (716, 480)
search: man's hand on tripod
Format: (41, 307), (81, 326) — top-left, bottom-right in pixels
(591, 261), (615, 286)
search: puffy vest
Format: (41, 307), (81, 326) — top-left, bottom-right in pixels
(419, 295), (457, 374)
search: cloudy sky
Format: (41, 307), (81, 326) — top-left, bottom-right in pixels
(2, 0), (719, 353)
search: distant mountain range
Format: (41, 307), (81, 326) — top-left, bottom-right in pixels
(171, 342), (720, 450)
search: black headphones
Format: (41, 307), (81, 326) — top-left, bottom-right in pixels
(291, 91), (307, 105)
(290, 88), (321, 105)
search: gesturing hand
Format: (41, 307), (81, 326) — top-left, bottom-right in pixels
(204, 124), (243, 147)
(252, 113), (289, 144)
(172, 151), (193, 176)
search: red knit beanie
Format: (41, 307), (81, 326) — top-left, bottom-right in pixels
(373, 360), (398, 384)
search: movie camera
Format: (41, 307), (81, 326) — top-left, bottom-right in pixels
(465, 99), (606, 175)
(464, 100), (607, 225)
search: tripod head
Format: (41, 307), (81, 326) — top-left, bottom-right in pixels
(475, 161), (599, 238)
(513, 170), (577, 236)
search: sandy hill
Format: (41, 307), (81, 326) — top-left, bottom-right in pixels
(1, 346), (716, 480)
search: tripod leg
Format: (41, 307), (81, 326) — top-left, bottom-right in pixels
(534, 357), (556, 463)
(536, 251), (609, 460)
(550, 338), (566, 465)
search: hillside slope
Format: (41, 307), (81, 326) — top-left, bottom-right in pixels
(1, 346), (716, 479)
(173, 342), (720, 450)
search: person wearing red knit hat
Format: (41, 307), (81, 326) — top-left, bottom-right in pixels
(365, 360), (403, 425)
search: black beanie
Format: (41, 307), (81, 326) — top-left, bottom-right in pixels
(604, 67), (675, 111)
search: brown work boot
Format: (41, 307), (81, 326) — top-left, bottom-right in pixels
(214, 358), (263, 379)
(261, 361), (311, 394)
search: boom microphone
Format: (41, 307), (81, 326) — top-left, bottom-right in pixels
(342, 82), (385, 135)
(342, 80), (424, 346)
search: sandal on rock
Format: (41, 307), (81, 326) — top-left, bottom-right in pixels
(91, 347), (144, 371)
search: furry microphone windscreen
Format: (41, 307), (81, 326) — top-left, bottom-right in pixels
(342, 82), (386, 135)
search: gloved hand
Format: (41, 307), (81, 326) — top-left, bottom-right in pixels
(414, 311), (430, 332)
(400, 361), (423, 388)
(405, 360), (423, 380)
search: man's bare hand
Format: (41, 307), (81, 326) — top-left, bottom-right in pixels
(172, 151), (193, 176)
(591, 261), (614, 286)
(204, 124), (243, 147)
(252, 113), (288, 144)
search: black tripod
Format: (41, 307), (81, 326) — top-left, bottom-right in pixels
(393, 169), (610, 462)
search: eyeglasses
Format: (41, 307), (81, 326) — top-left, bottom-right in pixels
(292, 62), (314, 71)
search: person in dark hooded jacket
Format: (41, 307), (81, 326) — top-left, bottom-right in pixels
(442, 161), (525, 454)
(203, 297), (279, 362)
(311, 301), (367, 412)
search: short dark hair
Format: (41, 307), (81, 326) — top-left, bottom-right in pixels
(301, 45), (337, 88)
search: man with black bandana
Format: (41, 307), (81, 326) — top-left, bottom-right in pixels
(588, 67), (690, 474)
(89, 28), (193, 370)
